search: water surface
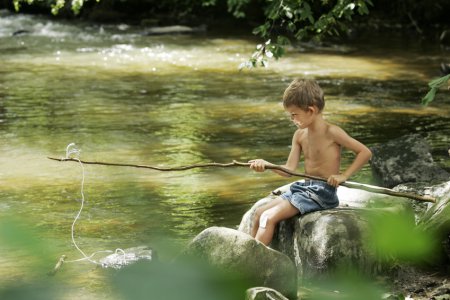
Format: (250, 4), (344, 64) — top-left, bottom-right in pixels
(0, 10), (449, 299)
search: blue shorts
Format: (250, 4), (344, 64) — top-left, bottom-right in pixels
(280, 180), (339, 215)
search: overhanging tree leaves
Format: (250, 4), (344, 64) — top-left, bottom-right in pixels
(421, 74), (450, 106)
(235, 0), (374, 68)
(12, 0), (98, 14)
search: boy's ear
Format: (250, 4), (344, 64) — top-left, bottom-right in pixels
(307, 106), (318, 114)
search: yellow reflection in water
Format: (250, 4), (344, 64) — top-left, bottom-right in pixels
(4, 36), (433, 83)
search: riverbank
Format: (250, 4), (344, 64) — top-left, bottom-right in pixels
(391, 266), (450, 300)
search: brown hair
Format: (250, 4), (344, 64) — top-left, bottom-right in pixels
(282, 79), (325, 111)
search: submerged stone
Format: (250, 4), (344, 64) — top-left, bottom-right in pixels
(143, 25), (207, 35)
(99, 246), (154, 269)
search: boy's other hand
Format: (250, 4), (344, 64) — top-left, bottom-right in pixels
(327, 174), (347, 187)
(248, 159), (268, 172)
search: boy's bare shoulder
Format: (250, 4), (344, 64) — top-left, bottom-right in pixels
(325, 122), (346, 136)
(293, 128), (307, 140)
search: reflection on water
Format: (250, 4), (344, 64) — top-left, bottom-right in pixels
(0, 9), (449, 298)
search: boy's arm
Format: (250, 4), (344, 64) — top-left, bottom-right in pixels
(327, 125), (372, 187)
(249, 129), (303, 177)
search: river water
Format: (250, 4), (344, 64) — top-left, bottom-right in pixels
(0, 9), (449, 299)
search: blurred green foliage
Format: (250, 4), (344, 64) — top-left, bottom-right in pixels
(0, 216), (61, 300)
(111, 258), (250, 300)
(365, 210), (438, 263)
(0, 216), (55, 269)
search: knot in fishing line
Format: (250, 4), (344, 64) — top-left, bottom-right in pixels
(65, 142), (81, 159)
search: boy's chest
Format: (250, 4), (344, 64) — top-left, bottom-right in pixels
(300, 135), (337, 158)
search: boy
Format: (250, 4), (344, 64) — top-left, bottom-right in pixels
(249, 79), (372, 246)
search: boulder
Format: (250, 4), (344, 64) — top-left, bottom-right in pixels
(416, 181), (450, 264)
(369, 134), (449, 188)
(246, 287), (289, 300)
(274, 208), (382, 278)
(180, 226), (297, 299)
(239, 181), (413, 278)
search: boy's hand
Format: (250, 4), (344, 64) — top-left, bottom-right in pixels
(327, 174), (347, 187)
(248, 159), (269, 172)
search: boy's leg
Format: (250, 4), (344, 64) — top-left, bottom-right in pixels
(251, 197), (285, 237)
(255, 200), (299, 246)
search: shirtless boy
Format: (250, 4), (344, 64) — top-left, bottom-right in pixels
(249, 79), (372, 246)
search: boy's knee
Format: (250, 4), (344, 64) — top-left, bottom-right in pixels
(259, 210), (276, 228)
(254, 207), (265, 220)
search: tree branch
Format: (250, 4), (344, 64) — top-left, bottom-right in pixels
(47, 157), (436, 203)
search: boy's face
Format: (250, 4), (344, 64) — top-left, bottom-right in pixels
(285, 105), (316, 128)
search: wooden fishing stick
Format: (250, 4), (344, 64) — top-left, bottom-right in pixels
(47, 157), (436, 203)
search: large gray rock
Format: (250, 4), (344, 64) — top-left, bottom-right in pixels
(370, 134), (449, 188)
(274, 208), (379, 278)
(181, 226), (297, 299)
(239, 181), (412, 278)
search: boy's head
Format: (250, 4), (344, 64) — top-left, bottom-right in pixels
(282, 79), (325, 112)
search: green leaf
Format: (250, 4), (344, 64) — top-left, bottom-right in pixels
(13, 0), (21, 11)
(421, 88), (437, 106)
(428, 74), (450, 88)
(421, 74), (450, 106)
(358, 4), (369, 15)
(276, 35), (291, 46)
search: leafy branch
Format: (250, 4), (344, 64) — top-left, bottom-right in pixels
(237, 0), (373, 68)
(421, 74), (450, 106)
(13, 0), (99, 15)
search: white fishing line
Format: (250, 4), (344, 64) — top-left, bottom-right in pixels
(63, 143), (126, 266)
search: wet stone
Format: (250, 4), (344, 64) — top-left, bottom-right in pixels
(99, 246), (154, 269)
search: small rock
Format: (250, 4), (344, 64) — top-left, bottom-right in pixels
(143, 25), (206, 36)
(246, 287), (290, 300)
(99, 246), (154, 269)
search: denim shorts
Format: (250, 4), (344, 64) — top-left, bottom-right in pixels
(280, 180), (339, 215)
